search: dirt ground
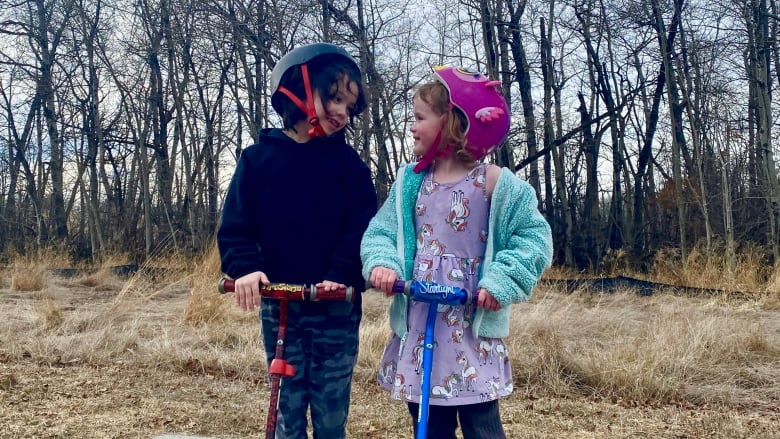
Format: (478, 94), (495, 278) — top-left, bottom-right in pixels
(4, 361), (780, 439)
(1, 273), (779, 439)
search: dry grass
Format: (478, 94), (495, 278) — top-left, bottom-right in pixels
(8, 252), (57, 292)
(652, 241), (774, 293)
(2, 248), (780, 438)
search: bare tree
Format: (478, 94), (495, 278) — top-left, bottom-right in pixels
(540, 9), (575, 265)
(743, 0), (780, 261)
(505, 0), (541, 194)
(651, 0), (689, 259)
(574, 0), (628, 253)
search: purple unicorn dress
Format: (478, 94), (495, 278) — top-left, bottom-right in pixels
(378, 163), (513, 405)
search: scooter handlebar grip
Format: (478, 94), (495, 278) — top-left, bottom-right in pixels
(392, 279), (409, 294)
(218, 278), (234, 294)
(309, 285), (354, 303)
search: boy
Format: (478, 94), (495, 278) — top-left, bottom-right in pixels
(217, 43), (378, 439)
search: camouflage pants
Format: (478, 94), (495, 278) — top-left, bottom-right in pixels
(260, 298), (361, 439)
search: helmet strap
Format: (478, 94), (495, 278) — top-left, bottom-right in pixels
(275, 63), (326, 138)
(413, 131), (453, 173)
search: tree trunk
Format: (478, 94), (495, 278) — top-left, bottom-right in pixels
(506, 0), (540, 196)
(578, 92), (602, 268)
(80, 0), (106, 260)
(676, 8), (713, 250)
(35, 0), (73, 242)
(540, 13), (572, 266)
(651, 0), (688, 260)
(575, 3), (624, 252)
(495, 3), (515, 170)
(749, 0), (780, 261)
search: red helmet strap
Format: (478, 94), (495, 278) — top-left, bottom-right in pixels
(275, 63), (325, 138)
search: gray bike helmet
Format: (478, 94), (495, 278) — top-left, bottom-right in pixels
(270, 43), (360, 123)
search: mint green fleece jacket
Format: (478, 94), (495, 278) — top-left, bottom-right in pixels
(360, 163), (553, 339)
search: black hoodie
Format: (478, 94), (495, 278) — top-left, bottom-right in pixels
(217, 128), (378, 296)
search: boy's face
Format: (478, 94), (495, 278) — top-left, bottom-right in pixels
(313, 74), (360, 136)
(410, 96), (446, 157)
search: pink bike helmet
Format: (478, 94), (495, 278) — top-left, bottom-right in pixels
(434, 66), (510, 160)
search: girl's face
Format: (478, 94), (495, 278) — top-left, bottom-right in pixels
(410, 96), (446, 157)
(314, 74), (360, 136)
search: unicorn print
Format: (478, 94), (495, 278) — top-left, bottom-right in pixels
(458, 257), (481, 277)
(493, 342), (508, 363)
(445, 190), (470, 232)
(472, 170), (486, 189)
(447, 268), (465, 282)
(467, 166), (486, 189)
(467, 166), (481, 182)
(392, 374), (405, 400)
(417, 258), (434, 273)
(451, 328), (464, 343)
(431, 373), (461, 399)
(427, 239), (446, 256)
(480, 376), (501, 402)
(417, 223), (433, 247)
(441, 305), (458, 327)
(411, 333), (425, 374)
(421, 178), (438, 195)
(456, 350), (478, 392)
(477, 340), (494, 365)
(378, 360), (396, 384)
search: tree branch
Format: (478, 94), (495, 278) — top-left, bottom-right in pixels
(514, 97), (630, 171)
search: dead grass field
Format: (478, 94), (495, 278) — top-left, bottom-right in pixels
(2, 253), (780, 438)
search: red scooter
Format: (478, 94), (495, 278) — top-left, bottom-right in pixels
(218, 278), (354, 439)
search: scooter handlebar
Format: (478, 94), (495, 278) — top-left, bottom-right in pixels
(217, 278), (354, 303)
(390, 280), (476, 306)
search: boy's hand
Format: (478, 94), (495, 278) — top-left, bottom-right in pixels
(234, 271), (269, 311)
(317, 280), (346, 291)
(477, 288), (500, 311)
(369, 267), (398, 296)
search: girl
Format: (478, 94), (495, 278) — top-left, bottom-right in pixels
(218, 43), (378, 439)
(361, 66), (553, 438)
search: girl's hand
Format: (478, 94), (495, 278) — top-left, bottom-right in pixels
(477, 288), (501, 311)
(369, 267), (398, 296)
(234, 271), (270, 311)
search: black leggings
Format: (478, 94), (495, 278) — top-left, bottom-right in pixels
(407, 400), (506, 439)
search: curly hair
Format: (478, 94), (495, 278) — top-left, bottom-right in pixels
(414, 81), (476, 163)
(274, 55), (367, 133)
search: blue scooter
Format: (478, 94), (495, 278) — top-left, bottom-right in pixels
(388, 280), (477, 439)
